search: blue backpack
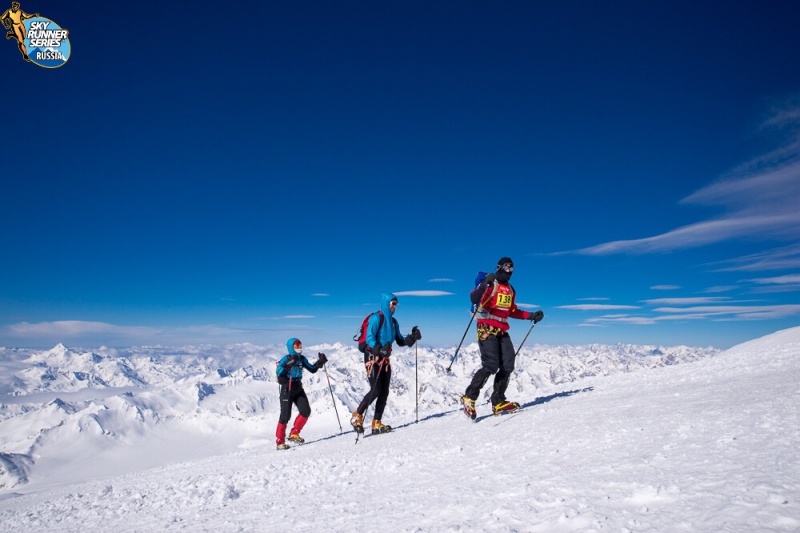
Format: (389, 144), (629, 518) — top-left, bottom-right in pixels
(471, 271), (488, 313)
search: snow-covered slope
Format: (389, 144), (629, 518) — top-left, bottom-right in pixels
(1, 328), (798, 531)
(0, 340), (716, 495)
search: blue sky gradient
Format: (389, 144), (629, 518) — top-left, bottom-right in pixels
(2, 1), (799, 349)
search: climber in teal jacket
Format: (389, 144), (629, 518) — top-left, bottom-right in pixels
(351, 293), (421, 436)
(275, 338), (327, 449)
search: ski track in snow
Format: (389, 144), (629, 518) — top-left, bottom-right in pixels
(0, 330), (799, 531)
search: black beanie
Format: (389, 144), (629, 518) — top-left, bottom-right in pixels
(496, 257), (514, 283)
(497, 257), (514, 269)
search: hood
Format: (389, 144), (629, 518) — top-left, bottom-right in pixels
(380, 293), (397, 318)
(286, 338), (302, 356)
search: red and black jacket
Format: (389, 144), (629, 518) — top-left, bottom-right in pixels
(470, 280), (533, 332)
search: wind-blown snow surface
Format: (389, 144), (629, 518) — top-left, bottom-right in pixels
(0, 329), (797, 531)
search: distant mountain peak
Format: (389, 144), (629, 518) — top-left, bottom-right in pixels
(50, 343), (70, 356)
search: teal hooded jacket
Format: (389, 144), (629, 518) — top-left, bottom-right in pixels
(276, 337), (319, 383)
(365, 293), (407, 353)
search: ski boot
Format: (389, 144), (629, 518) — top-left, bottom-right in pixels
(287, 431), (305, 444)
(371, 420), (392, 435)
(460, 396), (477, 421)
(350, 411), (364, 434)
(276, 442), (290, 450)
(492, 401), (521, 416)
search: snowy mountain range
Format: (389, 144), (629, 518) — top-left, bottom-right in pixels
(1, 330), (798, 531)
(0, 340), (717, 493)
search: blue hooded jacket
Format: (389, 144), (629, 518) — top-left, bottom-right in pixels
(366, 293), (405, 353)
(276, 337), (318, 383)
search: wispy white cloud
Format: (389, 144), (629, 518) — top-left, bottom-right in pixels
(709, 243), (800, 272)
(311, 293), (330, 297)
(516, 303), (540, 309)
(578, 297), (610, 301)
(748, 284), (800, 294)
(393, 290), (454, 297)
(703, 285), (739, 293)
(748, 274), (800, 285)
(586, 316), (657, 325)
(570, 213), (800, 255)
(179, 325), (264, 336)
(650, 285), (682, 291)
(257, 315), (317, 320)
(714, 308), (800, 320)
(557, 304), (641, 311)
(582, 312), (719, 326)
(649, 314), (714, 321)
(428, 278), (455, 283)
(559, 99), (800, 256)
(0, 321), (276, 346)
(737, 273), (800, 294)
(579, 305), (795, 326)
(640, 297), (732, 305)
(653, 305), (800, 319)
(3, 321), (160, 338)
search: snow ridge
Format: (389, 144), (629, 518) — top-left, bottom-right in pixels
(0, 327), (798, 531)
(0, 341), (716, 493)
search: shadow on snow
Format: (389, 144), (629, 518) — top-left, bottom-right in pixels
(298, 387), (595, 445)
(521, 387), (594, 410)
(477, 386), (595, 423)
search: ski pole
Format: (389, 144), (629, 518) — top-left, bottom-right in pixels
(355, 362), (372, 445)
(446, 308), (478, 372)
(323, 363), (343, 433)
(514, 322), (536, 357)
(415, 342), (419, 423)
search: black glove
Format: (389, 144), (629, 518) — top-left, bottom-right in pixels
(371, 344), (386, 357)
(404, 334), (416, 347)
(530, 310), (544, 324)
(412, 326), (422, 340)
(484, 273), (496, 286)
(315, 353), (328, 368)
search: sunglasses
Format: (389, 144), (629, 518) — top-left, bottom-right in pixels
(389, 300), (398, 306)
(499, 263), (514, 272)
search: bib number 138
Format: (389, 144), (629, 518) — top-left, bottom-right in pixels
(496, 293), (512, 308)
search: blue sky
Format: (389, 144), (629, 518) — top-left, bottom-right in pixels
(2, 1), (799, 350)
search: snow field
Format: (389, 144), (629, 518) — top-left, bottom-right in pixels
(0, 329), (798, 531)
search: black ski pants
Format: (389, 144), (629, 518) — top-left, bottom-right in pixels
(278, 380), (311, 424)
(464, 331), (516, 405)
(356, 357), (392, 421)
